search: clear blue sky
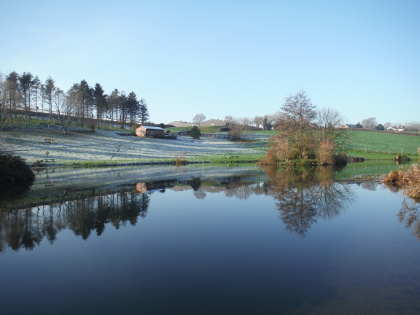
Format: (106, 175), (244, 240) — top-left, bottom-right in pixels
(0, 0), (419, 124)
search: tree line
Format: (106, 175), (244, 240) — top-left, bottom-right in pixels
(0, 71), (150, 128)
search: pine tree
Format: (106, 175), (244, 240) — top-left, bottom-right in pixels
(138, 98), (149, 125)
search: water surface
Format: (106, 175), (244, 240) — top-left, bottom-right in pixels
(1, 167), (419, 315)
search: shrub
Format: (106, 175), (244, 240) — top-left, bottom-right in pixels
(190, 126), (201, 139)
(384, 170), (405, 186)
(228, 125), (243, 141)
(318, 140), (335, 165)
(333, 153), (348, 167)
(394, 154), (411, 163)
(175, 156), (187, 166)
(264, 132), (342, 166)
(259, 149), (279, 166)
(0, 153), (35, 195)
(86, 118), (96, 132)
(384, 165), (420, 200)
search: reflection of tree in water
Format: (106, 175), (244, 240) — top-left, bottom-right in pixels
(0, 170), (355, 251)
(263, 166), (353, 236)
(384, 183), (420, 240)
(0, 192), (150, 252)
(397, 198), (420, 239)
(224, 183), (255, 200)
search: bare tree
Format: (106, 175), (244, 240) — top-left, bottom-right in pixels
(0, 74), (6, 124)
(228, 123), (244, 141)
(253, 116), (264, 129)
(224, 115), (233, 127)
(318, 108), (342, 129)
(193, 113), (206, 126)
(57, 89), (74, 134)
(5, 72), (21, 116)
(264, 91), (319, 162)
(405, 122), (420, 132)
(239, 117), (251, 128)
(361, 117), (377, 129)
(30, 76), (41, 112)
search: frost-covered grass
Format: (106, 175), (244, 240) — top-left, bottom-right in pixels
(0, 129), (264, 165)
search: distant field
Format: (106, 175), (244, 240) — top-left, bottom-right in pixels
(344, 130), (420, 155)
(167, 126), (223, 133)
(246, 130), (276, 135)
(168, 127), (420, 156)
(251, 129), (420, 155)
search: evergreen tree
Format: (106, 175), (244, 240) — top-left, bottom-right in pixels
(126, 92), (139, 124)
(93, 83), (107, 123)
(19, 72), (33, 114)
(138, 98), (149, 125)
(44, 77), (55, 117)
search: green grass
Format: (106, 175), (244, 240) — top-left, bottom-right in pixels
(343, 130), (420, 155)
(41, 153), (265, 168)
(168, 126), (278, 135)
(253, 129), (420, 160)
(346, 150), (418, 161)
(1, 117), (62, 128)
(245, 129), (276, 135)
(190, 153), (264, 164)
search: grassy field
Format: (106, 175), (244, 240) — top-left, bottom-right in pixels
(167, 126), (223, 133)
(343, 130), (420, 155)
(249, 129), (420, 159)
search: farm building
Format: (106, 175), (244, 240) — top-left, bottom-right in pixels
(136, 125), (166, 138)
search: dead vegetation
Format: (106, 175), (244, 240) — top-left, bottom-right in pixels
(384, 164), (420, 200)
(175, 156), (187, 166)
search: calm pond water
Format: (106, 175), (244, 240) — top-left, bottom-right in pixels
(1, 167), (420, 315)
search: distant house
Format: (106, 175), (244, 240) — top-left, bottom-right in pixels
(136, 125), (166, 138)
(387, 126), (405, 132)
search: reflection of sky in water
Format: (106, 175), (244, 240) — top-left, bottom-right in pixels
(0, 176), (420, 315)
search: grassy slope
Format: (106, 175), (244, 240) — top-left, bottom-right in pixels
(344, 130), (420, 155)
(250, 129), (420, 160)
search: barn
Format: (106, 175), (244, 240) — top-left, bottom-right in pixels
(135, 125), (166, 138)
